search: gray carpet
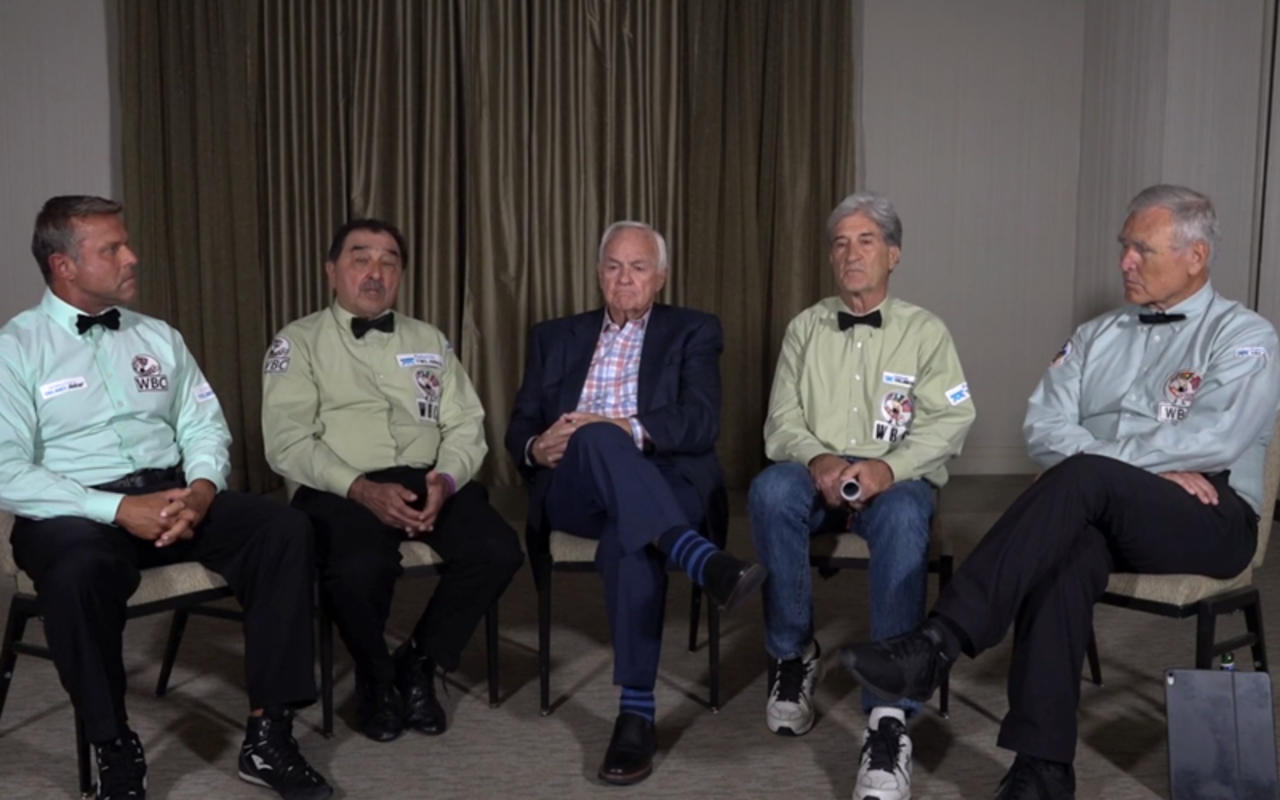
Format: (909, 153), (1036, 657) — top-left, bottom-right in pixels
(1, 476), (1276, 799)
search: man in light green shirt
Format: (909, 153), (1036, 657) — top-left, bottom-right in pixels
(0, 195), (331, 800)
(749, 192), (975, 800)
(262, 218), (522, 743)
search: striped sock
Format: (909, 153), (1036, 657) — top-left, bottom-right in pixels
(662, 529), (718, 586)
(620, 686), (655, 723)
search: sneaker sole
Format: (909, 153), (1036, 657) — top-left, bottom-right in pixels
(719, 563), (768, 613)
(839, 647), (912, 705)
(239, 771), (334, 800)
(767, 718), (815, 737)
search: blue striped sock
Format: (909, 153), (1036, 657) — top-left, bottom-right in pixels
(665, 529), (718, 586)
(620, 686), (655, 723)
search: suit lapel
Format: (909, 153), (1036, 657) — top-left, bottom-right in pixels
(637, 304), (671, 413)
(559, 310), (602, 414)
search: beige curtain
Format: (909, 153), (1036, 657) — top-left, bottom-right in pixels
(120, 0), (855, 490)
(119, 0), (271, 492)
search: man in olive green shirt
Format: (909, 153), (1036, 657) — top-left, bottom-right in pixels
(262, 218), (522, 743)
(749, 192), (974, 800)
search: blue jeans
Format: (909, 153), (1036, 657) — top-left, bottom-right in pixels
(748, 460), (935, 713)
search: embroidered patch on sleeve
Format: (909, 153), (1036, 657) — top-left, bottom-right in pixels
(1235, 346), (1269, 358)
(193, 382), (216, 403)
(945, 381), (971, 406)
(263, 336), (291, 374)
(1050, 340), (1072, 367)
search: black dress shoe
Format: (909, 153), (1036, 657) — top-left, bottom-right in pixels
(839, 620), (954, 704)
(356, 678), (405, 743)
(995, 754), (1076, 799)
(598, 712), (656, 785)
(394, 641), (447, 735)
(703, 554), (768, 613)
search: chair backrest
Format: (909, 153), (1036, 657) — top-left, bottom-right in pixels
(0, 510), (16, 580)
(1253, 412), (1280, 568)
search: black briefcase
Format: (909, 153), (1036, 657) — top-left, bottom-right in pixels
(1165, 668), (1278, 799)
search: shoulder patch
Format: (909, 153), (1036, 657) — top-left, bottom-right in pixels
(945, 381), (971, 406)
(1235, 346), (1269, 359)
(1050, 340), (1072, 367)
(263, 336), (291, 374)
(193, 381), (216, 403)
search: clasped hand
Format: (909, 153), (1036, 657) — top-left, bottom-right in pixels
(115, 480), (216, 547)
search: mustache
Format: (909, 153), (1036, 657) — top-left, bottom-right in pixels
(359, 280), (385, 292)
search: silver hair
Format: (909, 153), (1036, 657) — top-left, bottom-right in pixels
(826, 192), (902, 248)
(597, 221), (669, 273)
(1126, 184), (1218, 265)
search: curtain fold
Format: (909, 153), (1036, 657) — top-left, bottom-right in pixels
(119, 0), (855, 490)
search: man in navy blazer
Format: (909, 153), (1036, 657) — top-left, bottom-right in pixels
(506, 221), (765, 786)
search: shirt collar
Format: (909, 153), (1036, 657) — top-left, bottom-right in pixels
(330, 301), (395, 336)
(601, 307), (652, 333)
(1134, 281), (1215, 322)
(40, 289), (122, 337)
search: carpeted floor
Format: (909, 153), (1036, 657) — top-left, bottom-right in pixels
(1, 476), (1276, 799)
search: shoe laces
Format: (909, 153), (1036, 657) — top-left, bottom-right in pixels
(95, 733), (145, 798)
(773, 656), (808, 703)
(252, 714), (323, 785)
(862, 718), (906, 773)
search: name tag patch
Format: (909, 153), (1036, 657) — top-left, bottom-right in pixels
(882, 371), (916, 387)
(131, 354), (169, 392)
(397, 352), (444, 368)
(40, 376), (87, 400)
(193, 382), (216, 403)
(945, 381), (971, 406)
(413, 368), (441, 422)
(263, 337), (291, 374)
(1235, 346), (1268, 358)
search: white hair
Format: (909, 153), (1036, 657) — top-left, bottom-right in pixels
(597, 221), (669, 273)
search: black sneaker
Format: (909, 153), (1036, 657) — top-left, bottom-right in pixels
(238, 709), (333, 800)
(94, 729), (147, 799)
(994, 754), (1076, 799)
(839, 621), (954, 704)
(355, 677), (406, 742)
(394, 640), (446, 735)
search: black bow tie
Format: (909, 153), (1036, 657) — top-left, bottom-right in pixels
(76, 309), (121, 335)
(351, 313), (395, 339)
(1137, 311), (1186, 325)
(838, 310), (882, 331)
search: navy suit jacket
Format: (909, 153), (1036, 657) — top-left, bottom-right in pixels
(505, 303), (724, 539)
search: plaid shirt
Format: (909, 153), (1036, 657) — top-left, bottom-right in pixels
(576, 310), (650, 447)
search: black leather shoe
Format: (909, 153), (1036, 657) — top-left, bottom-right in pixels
(355, 678), (405, 743)
(394, 641), (447, 735)
(598, 712), (656, 785)
(839, 620), (954, 704)
(703, 554), (768, 613)
(995, 754), (1076, 799)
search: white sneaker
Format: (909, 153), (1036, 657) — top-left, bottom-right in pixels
(765, 639), (822, 736)
(854, 707), (912, 800)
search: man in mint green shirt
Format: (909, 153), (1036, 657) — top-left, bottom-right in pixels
(0, 196), (331, 800)
(749, 192), (975, 800)
(262, 218), (522, 744)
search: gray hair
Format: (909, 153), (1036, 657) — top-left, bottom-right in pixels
(826, 192), (902, 248)
(1126, 184), (1218, 265)
(597, 221), (669, 273)
(31, 195), (124, 285)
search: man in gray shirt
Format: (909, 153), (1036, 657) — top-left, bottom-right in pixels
(843, 185), (1280, 799)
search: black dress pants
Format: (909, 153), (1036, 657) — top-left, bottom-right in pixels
(934, 454), (1257, 763)
(11, 482), (318, 744)
(293, 470), (523, 685)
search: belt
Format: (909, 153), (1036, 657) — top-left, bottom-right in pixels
(92, 465), (183, 492)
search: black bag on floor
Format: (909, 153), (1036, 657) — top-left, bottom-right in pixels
(1165, 668), (1277, 799)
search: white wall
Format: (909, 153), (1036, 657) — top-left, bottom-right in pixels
(860, 0), (1273, 473)
(0, 0), (118, 325)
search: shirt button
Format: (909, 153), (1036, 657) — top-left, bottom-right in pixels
(855, 375), (861, 381)
(1154, 335), (1161, 342)
(856, 342), (863, 349)
(850, 438), (857, 444)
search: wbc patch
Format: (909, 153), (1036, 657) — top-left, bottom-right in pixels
(873, 391), (913, 443)
(1157, 369), (1202, 423)
(397, 352), (444, 369)
(131, 354), (169, 392)
(1050, 340), (1072, 367)
(263, 337), (291, 374)
(414, 368), (442, 422)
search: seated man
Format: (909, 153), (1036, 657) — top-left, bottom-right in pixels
(844, 184), (1280, 799)
(749, 192), (974, 800)
(0, 196), (331, 800)
(262, 218), (523, 743)
(505, 220), (766, 786)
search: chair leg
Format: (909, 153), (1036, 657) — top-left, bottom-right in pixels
(318, 601), (334, 737)
(485, 601), (500, 707)
(1194, 605), (1217, 669)
(154, 609), (190, 697)
(1085, 627), (1102, 686)
(688, 586), (703, 652)
(707, 600), (721, 711)
(76, 712), (93, 798)
(0, 597), (33, 720)
(1243, 594), (1268, 672)
(537, 558), (552, 716)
